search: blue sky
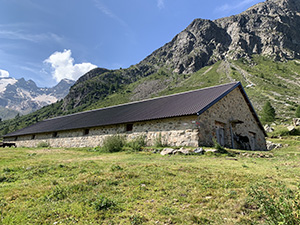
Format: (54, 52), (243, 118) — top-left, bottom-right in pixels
(0, 0), (263, 87)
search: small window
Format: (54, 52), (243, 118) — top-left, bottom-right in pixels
(14, 137), (18, 141)
(126, 124), (133, 132)
(31, 135), (35, 140)
(53, 132), (58, 138)
(83, 129), (89, 135)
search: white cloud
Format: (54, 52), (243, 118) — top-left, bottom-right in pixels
(0, 24), (64, 44)
(157, 0), (165, 10)
(0, 69), (9, 78)
(44, 49), (97, 82)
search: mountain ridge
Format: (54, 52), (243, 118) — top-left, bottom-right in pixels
(61, 0), (300, 110)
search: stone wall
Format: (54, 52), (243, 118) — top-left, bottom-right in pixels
(6, 115), (199, 148)
(196, 87), (266, 150)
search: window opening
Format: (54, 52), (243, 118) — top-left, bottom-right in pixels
(53, 132), (58, 138)
(126, 124), (133, 132)
(84, 129), (90, 135)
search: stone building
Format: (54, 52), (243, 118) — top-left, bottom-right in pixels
(3, 82), (267, 150)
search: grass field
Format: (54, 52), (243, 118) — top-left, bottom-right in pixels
(0, 136), (300, 224)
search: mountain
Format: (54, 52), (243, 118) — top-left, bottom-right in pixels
(1, 0), (300, 135)
(0, 77), (75, 120)
(62, 0), (300, 110)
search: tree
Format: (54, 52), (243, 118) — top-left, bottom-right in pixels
(2, 126), (9, 135)
(261, 101), (276, 123)
(15, 113), (20, 120)
(296, 105), (300, 118)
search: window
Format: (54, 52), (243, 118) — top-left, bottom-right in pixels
(126, 124), (133, 132)
(31, 135), (35, 140)
(83, 129), (89, 135)
(53, 132), (58, 138)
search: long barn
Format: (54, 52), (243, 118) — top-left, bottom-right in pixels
(3, 82), (267, 150)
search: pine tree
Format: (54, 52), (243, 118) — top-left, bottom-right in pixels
(261, 101), (276, 123)
(296, 105), (300, 118)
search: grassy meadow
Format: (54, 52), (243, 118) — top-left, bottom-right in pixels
(0, 135), (300, 224)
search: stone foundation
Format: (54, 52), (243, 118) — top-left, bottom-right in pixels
(6, 116), (199, 148)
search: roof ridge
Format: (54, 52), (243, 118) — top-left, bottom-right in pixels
(44, 82), (239, 122)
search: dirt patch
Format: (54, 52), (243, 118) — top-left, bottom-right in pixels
(130, 80), (168, 101)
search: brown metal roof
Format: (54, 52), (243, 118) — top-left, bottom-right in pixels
(3, 82), (265, 137)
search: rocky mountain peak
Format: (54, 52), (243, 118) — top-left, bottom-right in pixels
(131, 0), (300, 75)
(245, 0), (300, 15)
(63, 0), (300, 109)
(0, 77), (75, 120)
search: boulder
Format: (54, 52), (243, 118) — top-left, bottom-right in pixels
(287, 125), (295, 132)
(266, 141), (283, 151)
(174, 147), (191, 155)
(293, 118), (300, 127)
(264, 124), (274, 133)
(160, 148), (175, 156)
(194, 147), (205, 154)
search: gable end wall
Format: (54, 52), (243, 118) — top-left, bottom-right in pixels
(197, 87), (266, 150)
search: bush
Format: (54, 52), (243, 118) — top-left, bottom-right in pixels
(296, 106), (300, 118)
(213, 139), (227, 154)
(102, 135), (125, 153)
(37, 142), (50, 148)
(126, 135), (146, 151)
(154, 133), (164, 147)
(261, 101), (276, 123)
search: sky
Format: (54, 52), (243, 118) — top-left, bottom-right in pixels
(0, 0), (263, 87)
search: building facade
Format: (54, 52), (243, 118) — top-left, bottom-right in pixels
(3, 82), (267, 150)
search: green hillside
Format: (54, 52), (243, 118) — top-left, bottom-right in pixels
(1, 56), (299, 136)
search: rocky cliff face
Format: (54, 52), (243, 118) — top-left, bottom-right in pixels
(140, 0), (300, 75)
(64, 0), (300, 109)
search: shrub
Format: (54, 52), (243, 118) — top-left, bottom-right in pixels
(37, 141), (50, 148)
(296, 105), (300, 118)
(102, 135), (125, 153)
(154, 133), (164, 147)
(126, 135), (146, 151)
(213, 139), (227, 154)
(261, 101), (276, 123)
